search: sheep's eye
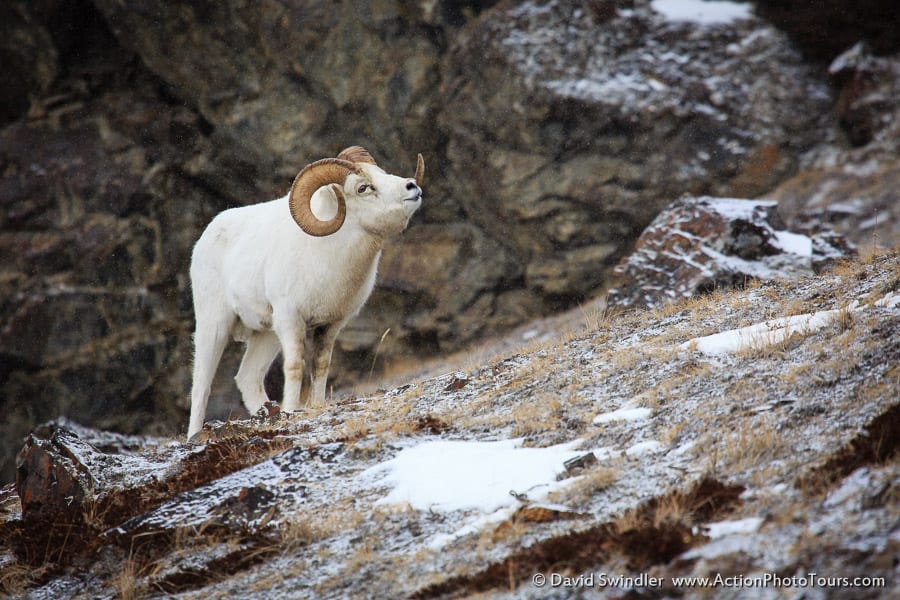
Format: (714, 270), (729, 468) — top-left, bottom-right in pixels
(357, 184), (370, 194)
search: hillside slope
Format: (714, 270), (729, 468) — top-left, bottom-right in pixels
(2, 250), (898, 599)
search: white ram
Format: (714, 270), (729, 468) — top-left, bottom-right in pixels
(187, 146), (424, 438)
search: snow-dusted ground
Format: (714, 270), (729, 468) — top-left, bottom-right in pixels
(4, 252), (898, 599)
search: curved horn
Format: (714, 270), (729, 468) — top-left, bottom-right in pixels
(288, 158), (360, 236)
(414, 153), (425, 186)
(337, 146), (377, 165)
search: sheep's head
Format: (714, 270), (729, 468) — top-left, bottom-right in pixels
(288, 146), (424, 237)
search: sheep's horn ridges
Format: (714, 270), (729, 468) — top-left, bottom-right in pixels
(414, 153), (424, 186)
(288, 158), (360, 237)
(337, 146), (377, 165)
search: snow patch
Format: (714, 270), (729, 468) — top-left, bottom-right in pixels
(683, 291), (899, 355)
(625, 440), (665, 457)
(682, 309), (846, 355)
(875, 292), (900, 309)
(668, 441), (696, 457)
(842, 159), (881, 177)
(707, 197), (776, 220)
(824, 467), (872, 509)
(363, 439), (584, 513)
(773, 230), (813, 257)
(651, 0), (754, 25)
(682, 534), (757, 560)
(593, 407), (652, 425)
(705, 517), (764, 538)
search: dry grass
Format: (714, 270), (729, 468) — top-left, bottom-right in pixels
(511, 394), (562, 436)
(115, 558), (146, 600)
(780, 362), (814, 390)
(337, 416), (371, 440)
(645, 491), (695, 531)
(734, 326), (799, 359)
(480, 516), (529, 549)
(858, 242), (883, 265)
(649, 300), (687, 321)
(646, 283), (743, 322)
(720, 417), (785, 473)
(279, 500), (366, 556)
(660, 422), (686, 446)
(278, 519), (322, 554)
(0, 558), (33, 597)
(831, 256), (867, 280)
(550, 466), (619, 506)
(579, 300), (614, 332)
(608, 345), (648, 372)
(342, 539), (378, 573)
(831, 304), (856, 333)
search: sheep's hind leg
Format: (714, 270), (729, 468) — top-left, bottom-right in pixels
(188, 314), (234, 438)
(235, 331), (280, 417)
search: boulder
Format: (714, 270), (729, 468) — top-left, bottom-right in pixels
(607, 197), (856, 310)
(440, 0), (832, 300)
(15, 430), (92, 526)
(10, 419), (296, 565)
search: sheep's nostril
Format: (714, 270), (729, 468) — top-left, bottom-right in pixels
(406, 181), (419, 191)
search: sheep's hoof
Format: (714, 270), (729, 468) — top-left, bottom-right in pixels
(302, 401), (327, 415)
(186, 429), (210, 444)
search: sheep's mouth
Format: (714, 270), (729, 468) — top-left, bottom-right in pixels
(404, 193), (423, 203)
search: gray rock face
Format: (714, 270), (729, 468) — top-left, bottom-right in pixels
(771, 44), (900, 248)
(89, 0), (443, 174)
(0, 0), (886, 483)
(440, 0), (831, 300)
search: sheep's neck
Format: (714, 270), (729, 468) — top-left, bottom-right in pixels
(326, 232), (383, 305)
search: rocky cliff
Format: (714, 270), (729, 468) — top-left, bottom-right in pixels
(2, 0), (899, 482)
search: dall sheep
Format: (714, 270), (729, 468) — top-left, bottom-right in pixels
(187, 146), (424, 438)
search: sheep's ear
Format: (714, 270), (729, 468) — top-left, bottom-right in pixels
(337, 146), (377, 165)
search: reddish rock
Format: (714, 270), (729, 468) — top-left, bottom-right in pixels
(607, 197), (855, 310)
(15, 430), (92, 528)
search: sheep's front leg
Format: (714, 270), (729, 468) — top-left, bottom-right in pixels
(308, 322), (343, 408)
(275, 317), (307, 412)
